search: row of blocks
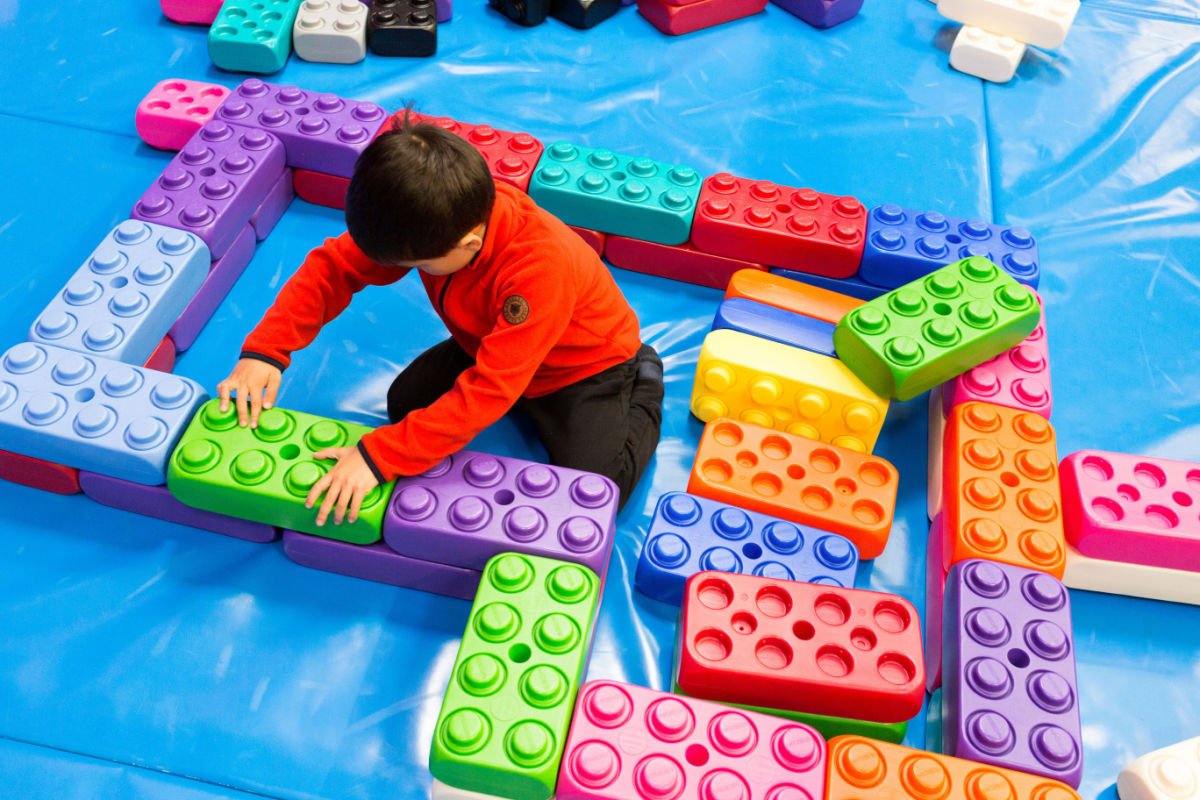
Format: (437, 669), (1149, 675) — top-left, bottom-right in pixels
(936, 0), (1082, 83)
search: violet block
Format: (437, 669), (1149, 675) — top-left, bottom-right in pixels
(80, 471), (279, 542)
(383, 451), (617, 583)
(168, 224), (257, 352)
(249, 167), (295, 241)
(771, 0), (863, 28)
(943, 559), (1083, 788)
(282, 530), (479, 600)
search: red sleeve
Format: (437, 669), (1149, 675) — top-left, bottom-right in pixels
(241, 232), (406, 370)
(358, 259), (575, 481)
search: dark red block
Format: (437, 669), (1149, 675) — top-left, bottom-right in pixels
(605, 234), (766, 289)
(637, 0), (766, 35)
(570, 226), (606, 256)
(294, 169), (349, 210)
(0, 450), (81, 495)
(144, 336), (176, 373)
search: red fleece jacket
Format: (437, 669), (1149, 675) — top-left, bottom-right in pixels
(242, 182), (642, 481)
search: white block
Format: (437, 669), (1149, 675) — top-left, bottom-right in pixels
(950, 25), (1027, 83)
(1118, 737), (1200, 800)
(293, 0), (368, 64)
(430, 780), (555, 800)
(1063, 542), (1200, 606)
(937, 0), (1078, 49)
(928, 386), (945, 520)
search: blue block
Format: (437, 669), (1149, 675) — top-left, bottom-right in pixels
(769, 267), (887, 300)
(0, 343), (207, 485)
(711, 297), (837, 357)
(859, 204), (1040, 290)
(29, 221), (210, 366)
(634, 491), (860, 605)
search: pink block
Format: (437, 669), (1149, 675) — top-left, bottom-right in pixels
(0, 450), (81, 495)
(605, 235), (767, 289)
(135, 79), (231, 151)
(293, 168), (348, 210)
(924, 513), (947, 693)
(1061, 450), (1200, 571)
(570, 226), (606, 257)
(942, 290), (1051, 418)
(160, 0), (225, 24)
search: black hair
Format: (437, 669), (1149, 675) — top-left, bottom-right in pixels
(345, 108), (496, 263)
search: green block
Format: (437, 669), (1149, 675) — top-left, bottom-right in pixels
(833, 256), (1039, 401)
(208, 0), (302, 75)
(431, 554), (600, 800)
(527, 142), (702, 245)
(166, 399), (393, 543)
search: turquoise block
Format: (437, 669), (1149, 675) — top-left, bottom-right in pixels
(208, 0), (303, 75)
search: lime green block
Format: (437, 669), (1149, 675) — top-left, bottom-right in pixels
(208, 0), (302, 75)
(431, 554), (600, 800)
(166, 399), (393, 543)
(833, 256), (1039, 401)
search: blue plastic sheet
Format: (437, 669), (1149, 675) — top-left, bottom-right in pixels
(0, 1), (1197, 798)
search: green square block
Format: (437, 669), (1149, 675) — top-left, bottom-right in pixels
(208, 0), (302, 75)
(166, 399), (393, 543)
(833, 256), (1039, 401)
(527, 141), (702, 245)
(431, 553), (600, 800)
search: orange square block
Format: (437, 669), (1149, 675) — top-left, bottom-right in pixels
(688, 417), (898, 559)
(943, 401), (1065, 577)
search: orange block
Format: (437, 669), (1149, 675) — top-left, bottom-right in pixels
(943, 401), (1065, 577)
(724, 268), (864, 325)
(826, 736), (1082, 800)
(687, 417), (897, 558)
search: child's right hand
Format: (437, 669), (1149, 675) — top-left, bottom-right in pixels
(217, 358), (282, 428)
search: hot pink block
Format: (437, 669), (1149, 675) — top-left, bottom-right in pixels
(1061, 450), (1200, 571)
(160, 0), (225, 24)
(136, 79), (231, 151)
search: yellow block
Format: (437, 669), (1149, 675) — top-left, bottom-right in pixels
(691, 328), (890, 453)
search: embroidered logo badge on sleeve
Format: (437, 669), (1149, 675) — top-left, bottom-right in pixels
(503, 294), (530, 324)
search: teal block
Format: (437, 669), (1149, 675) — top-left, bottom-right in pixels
(208, 0), (303, 75)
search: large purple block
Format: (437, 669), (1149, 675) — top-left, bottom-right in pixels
(249, 167), (294, 241)
(282, 530), (479, 600)
(168, 224), (256, 353)
(382, 451), (617, 582)
(943, 559), (1083, 788)
(770, 0), (862, 28)
(133, 121), (286, 259)
(214, 80), (388, 178)
(79, 471), (279, 543)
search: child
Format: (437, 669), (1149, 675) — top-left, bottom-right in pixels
(217, 116), (664, 527)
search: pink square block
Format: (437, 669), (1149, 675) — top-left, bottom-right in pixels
(136, 79), (232, 152)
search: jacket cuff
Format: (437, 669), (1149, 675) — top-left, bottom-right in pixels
(357, 439), (389, 485)
(239, 351), (288, 372)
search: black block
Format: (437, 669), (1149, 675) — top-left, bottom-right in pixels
(368, 0), (438, 56)
(487, 0), (550, 26)
(549, 0), (621, 28)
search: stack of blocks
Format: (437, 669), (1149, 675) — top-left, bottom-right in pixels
(936, 0), (1081, 83)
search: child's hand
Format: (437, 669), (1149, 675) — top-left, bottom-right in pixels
(217, 358), (282, 428)
(306, 446), (380, 527)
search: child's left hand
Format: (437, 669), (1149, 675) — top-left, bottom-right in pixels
(306, 446), (380, 526)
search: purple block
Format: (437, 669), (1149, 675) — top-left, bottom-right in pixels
(282, 530), (479, 600)
(249, 167), (294, 241)
(770, 0), (862, 28)
(168, 224), (256, 353)
(214, 80), (388, 178)
(943, 559), (1083, 788)
(79, 470), (279, 543)
(435, 0), (451, 22)
(382, 451), (617, 582)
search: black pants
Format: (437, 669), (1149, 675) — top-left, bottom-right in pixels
(386, 339), (664, 511)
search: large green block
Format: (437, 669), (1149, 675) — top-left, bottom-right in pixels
(166, 399), (393, 543)
(833, 256), (1039, 401)
(208, 0), (302, 75)
(431, 553), (600, 800)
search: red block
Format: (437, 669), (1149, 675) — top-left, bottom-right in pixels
(144, 336), (176, 373)
(637, 0), (767, 35)
(0, 451), (81, 495)
(570, 226), (606, 256)
(676, 570), (925, 723)
(410, 112), (544, 193)
(691, 173), (866, 277)
(294, 169), (349, 210)
(605, 235), (766, 289)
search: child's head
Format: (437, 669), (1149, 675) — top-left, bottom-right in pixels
(345, 110), (496, 273)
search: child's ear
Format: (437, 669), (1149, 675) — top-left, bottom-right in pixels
(460, 224), (486, 252)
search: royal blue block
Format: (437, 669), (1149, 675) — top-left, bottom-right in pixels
(0, 343), (207, 485)
(29, 220), (209, 366)
(859, 204), (1040, 290)
(711, 297), (837, 357)
(635, 491), (860, 605)
(769, 267), (887, 300)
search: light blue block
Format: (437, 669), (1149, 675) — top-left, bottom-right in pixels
(29, 220), (210, 366)
(0, 343), (207, 485)
(208, 0), (303, 75)
(711, 297), (838, 357)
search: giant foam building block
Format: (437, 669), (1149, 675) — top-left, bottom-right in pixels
(430, 554), (600, 799)
(636, 0), (767, 36)
(943, 401), (1065, 578)
(293, 168), (348, 209)
(410, 112), (544, 193)
(528, 142), (702, 245)
(604, 236), (767, 290)
(383, 451), (617, 581)
(431, 781), (539, 800)
(950, 25), (1028, 84)
(161, 0), (225, 25)
(634, 491), (859, 604)
(692, 329), (889, 454)
(725, 267), (863, 324)
(943, 560), (1081, 786)
(367, 0), (438, 56)
(214, 79), (387, 177)
(292, 0), (368, 64)
(771, 0), (863, 28)
(549, 0), (622, 29)
(136, 79), (231, 151)
(833, 257), (1040, 401)
(937, 0), (1080, 49)
(925, 516), (947, 693)
(167, 399), (395, 543)
(132, 121), (286, 259)
(770, 267), (887, 301)
(690, 174), (867, 278)
(569, 227), (605, 257)
(168, 224), (256, 353)
(0, 450), (82, 495)
(1117, 736), (1200, 800)
(711, 297), (838, 357)
(676, 571), (924, 723)
(687, 418), (897, 559)
(208, 0), (304, 74)
(29, 220), (209, 366)
(555, 680), (828, 800)
(488, 0), (550, 26)
(249, 168), (294, 241)
(0, 343), (207, 486)
(1063, 541), (1200, 605)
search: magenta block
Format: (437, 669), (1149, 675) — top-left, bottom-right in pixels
(80, 471), (279, 543)
(169, 224), (256, 352)
(135, 78), (231, 151)
(250, 167), (295, 241)
(382, 451), (617, 582)
(282, 530), (479, 600)
(133, 121), (286, 259)
(770, 0), (862, 27)
(160, 0), (224, 25)
(214, 80), (388, 178)
(943, 560), (1082, 787)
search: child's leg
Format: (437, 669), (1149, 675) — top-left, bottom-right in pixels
(386, 338), (475, 423)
